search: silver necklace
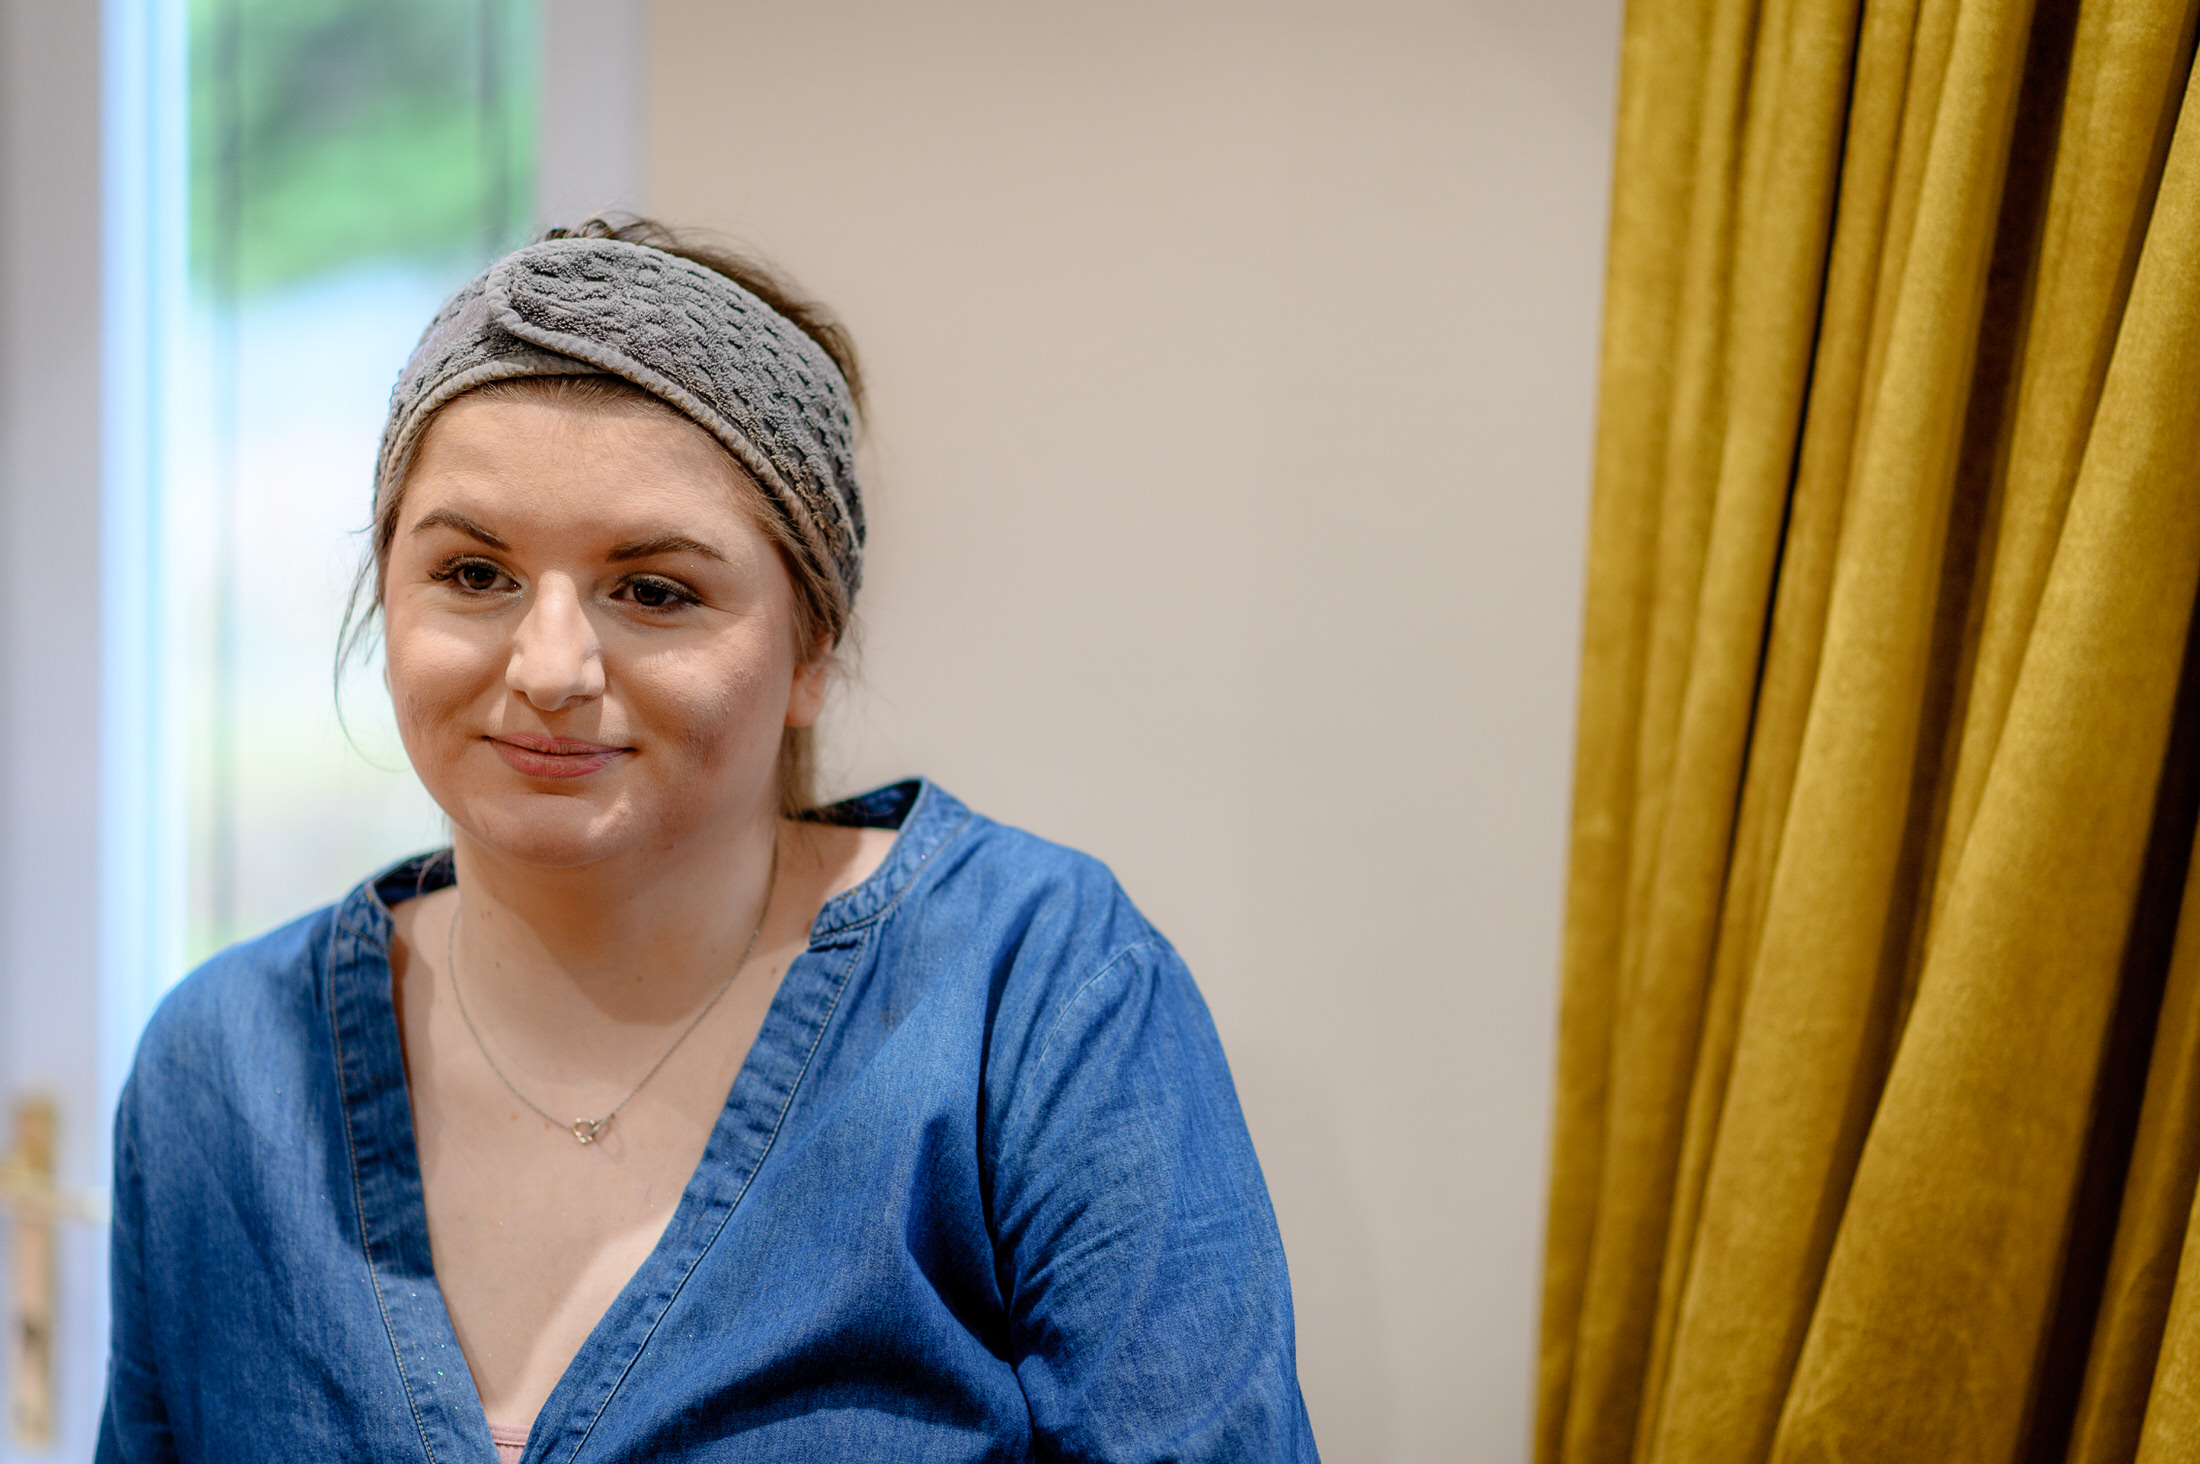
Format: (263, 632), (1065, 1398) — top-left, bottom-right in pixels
(443, 847), (780, 1145)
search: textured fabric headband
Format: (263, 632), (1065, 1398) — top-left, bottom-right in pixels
(375, 235), (866, 606)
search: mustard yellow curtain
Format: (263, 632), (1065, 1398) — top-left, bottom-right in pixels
(1537, 0), (2200, 1457)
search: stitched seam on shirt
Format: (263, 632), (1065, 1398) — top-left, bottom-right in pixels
(1029, 940), (1160, 1072)
(811, 807), (974, 937)
(555, 924), (874, 1464)
(993, 939), (1170, 1367)
(853, 809), (971, 927)
(336, 850), (452, 944)
(327, 917), (442, 1464)
(335, 870), (397, 945)
(996, 940), (1166, 1160)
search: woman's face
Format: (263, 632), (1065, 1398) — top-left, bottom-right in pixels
(383, 392), (824, 870)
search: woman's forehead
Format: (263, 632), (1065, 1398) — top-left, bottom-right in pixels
(401, 395), (765, 544)
(415, 390), (732, 472)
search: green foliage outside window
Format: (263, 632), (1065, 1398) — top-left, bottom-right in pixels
(189, 0), (536, 296)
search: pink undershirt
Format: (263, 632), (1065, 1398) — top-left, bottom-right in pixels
(487, 1421), (529, 1463)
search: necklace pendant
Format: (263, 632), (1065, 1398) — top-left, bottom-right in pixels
(571, 1117), (610, 1145)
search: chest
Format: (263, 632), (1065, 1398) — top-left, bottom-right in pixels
(128, 935), (1033, 1463)
(400, 951), (785, 1425)
(414, 1076), (723, 1393)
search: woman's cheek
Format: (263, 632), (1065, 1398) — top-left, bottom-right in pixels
(387, 621), (500, 757)
(656, 652), (779, 768)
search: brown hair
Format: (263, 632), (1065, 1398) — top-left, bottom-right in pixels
(338, 216), (866, 817)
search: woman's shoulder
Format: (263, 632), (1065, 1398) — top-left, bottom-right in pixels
(845, 780), (1161, 946)
(843, 781), (1194, 1032)
(958, 818), (1160, 956)
(127, 880), (375, 1107)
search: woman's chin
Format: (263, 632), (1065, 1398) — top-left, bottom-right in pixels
(447, 796), (645, 871)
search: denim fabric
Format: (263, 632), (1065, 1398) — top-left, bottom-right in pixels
(98, 781), (1318, 1463)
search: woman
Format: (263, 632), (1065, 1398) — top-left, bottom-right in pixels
(98, 219), (1318, 1463)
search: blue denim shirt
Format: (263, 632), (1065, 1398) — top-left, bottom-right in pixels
(98, 781), (1317, 1463)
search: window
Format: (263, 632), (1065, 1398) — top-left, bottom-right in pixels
(173, 0), (536, 964)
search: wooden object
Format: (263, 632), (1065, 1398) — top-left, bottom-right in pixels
(0, 1096), (102, 1452)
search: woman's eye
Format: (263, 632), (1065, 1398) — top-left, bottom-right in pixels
(622, 576), (696, 610)
(432, 557), (513, 594)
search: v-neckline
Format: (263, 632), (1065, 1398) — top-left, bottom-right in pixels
(324, 780), (956, 1464)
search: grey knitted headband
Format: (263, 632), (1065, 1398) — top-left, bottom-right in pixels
(376, 236), (865, 606)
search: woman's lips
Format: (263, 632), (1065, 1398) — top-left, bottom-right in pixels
(488, 734), (629, 780)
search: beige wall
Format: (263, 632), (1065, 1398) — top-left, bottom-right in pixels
(648, 4), (1618, 1456)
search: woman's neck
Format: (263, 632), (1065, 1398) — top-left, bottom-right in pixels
(444, 812), (784, 1038)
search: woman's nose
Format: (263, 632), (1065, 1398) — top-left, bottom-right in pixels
(506, 578), (604, 711)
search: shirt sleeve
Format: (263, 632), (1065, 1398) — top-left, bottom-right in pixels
(988, 938), (1320, 1463)
(97, 1074), (180, 1464)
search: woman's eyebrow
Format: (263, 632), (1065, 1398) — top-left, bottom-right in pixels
(409, 508), (509, 550)
(607, 534), (728, 564)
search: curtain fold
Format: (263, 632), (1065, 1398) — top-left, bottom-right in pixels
(1537, 0), (2200, 1456)
(2076, 830), (2200, 1460)
(1539, 0), (1744, 1451)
